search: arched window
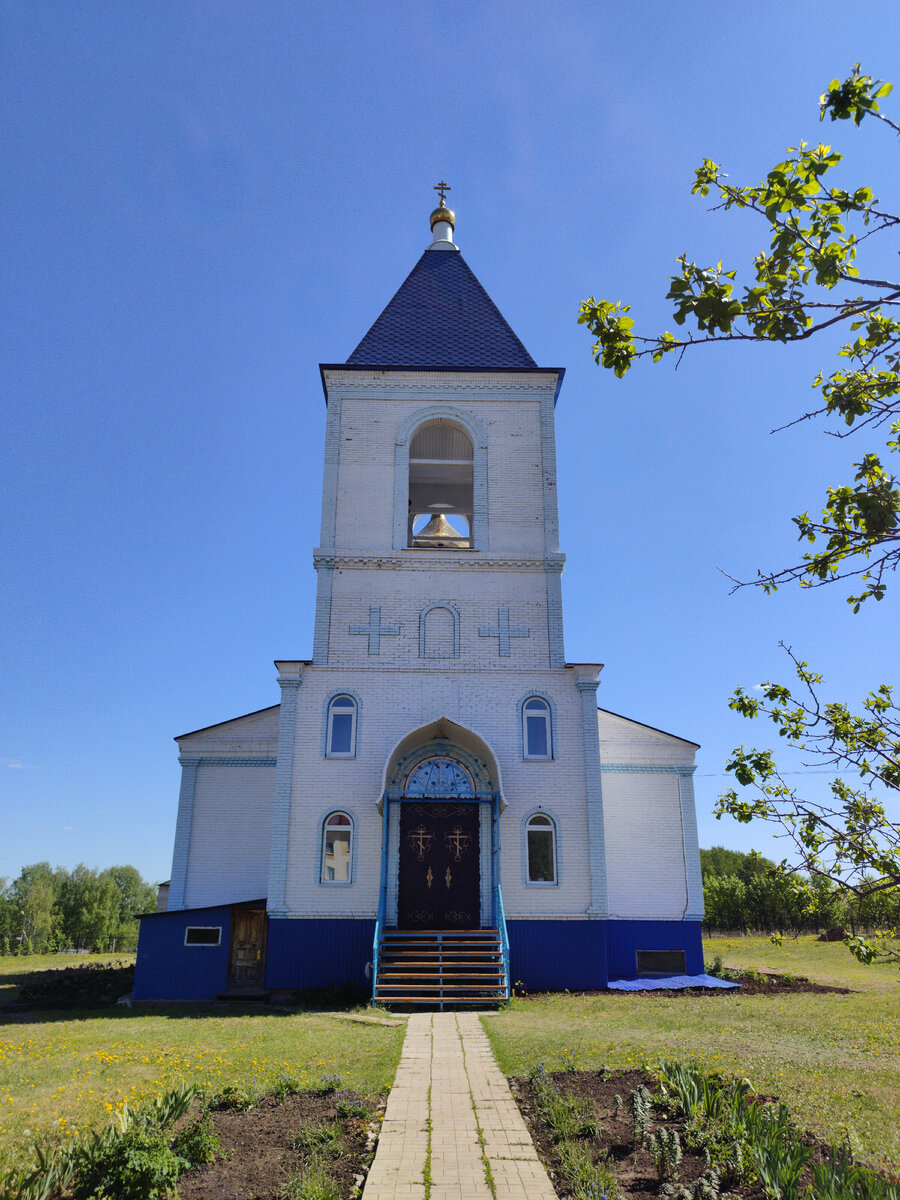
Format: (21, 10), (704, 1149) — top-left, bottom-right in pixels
(408, 420), (473, 548)
(526, 813), (557, 884)
(523, 696), (552, 760)
(321, 811), (353, 883)
(326, 694), (357, 757)
(406, 756), (474, 795)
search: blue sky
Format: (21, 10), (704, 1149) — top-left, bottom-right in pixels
(3, 2), (898, 884)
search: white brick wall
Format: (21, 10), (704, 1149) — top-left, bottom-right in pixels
(184, 764), (275, 909)
(602, 772), (689, 920)
(280, 665), (592, 919)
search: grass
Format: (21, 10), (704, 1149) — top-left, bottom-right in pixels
(0, 955), (405, 1175)
(481, 935), (900, 1166)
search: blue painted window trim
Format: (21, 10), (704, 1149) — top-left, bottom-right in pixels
(394, 406), (489, 551)
(321, 690), (362, 758)
(419, 602), (460, 659)
(184, 926), (222, 946)
(521, 807), (560, 887)
(318, 808), (356, 886)
(517, 691), (556, 760)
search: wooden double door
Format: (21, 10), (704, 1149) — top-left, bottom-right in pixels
(398, 801), (481, 929)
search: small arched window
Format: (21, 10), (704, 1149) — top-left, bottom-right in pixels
(523, 697), (552, 760)
(326, 694), (357, 757)
(321, 811), (353, 883)
(526, 813), (557, 884)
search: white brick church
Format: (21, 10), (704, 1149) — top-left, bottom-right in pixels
(133, 197), (705, 1004)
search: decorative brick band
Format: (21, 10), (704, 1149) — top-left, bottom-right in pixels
(193, 757), (277, 767)
(313, 550), (566, 572)
(599, 763), (697, 774)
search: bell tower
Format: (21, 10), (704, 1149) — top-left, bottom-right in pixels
(313, 198), (567, 672)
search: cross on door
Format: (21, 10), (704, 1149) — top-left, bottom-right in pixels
(349, 605), (401, 655)
(478, 607), (530, 657)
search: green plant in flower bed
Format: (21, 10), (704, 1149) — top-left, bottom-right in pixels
(15, 961), (135, 1008)
(556, 1141), (621, 1200)
(291, 1121), (345, 1161)
(648, 1126), (683, 1182)
(72, 1123), (186, 1200)
(169, 1114), (221, 1166)
(655, 1061), (900, 1199)
(0, 1083), (196, 1200)
(278, 1160), (343, 1200)
(208, 1081), (257, 1111)
(333, 1089), (371, 1120)
(528, 1063), (599, 1143)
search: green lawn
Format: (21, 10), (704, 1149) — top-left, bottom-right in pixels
(481, 935), (900, 1165)
(0, 955), (405, 1174)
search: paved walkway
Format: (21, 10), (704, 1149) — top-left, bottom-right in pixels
(362, 1011), (556, 1200)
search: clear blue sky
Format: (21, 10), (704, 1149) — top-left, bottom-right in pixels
(3, 2), (898, 884)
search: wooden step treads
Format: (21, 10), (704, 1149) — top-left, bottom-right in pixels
(374, 928), (507, 1010)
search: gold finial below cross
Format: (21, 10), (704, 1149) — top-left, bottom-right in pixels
(434, 180), (451, 206)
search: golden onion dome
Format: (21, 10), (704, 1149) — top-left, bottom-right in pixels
(430, 204), (456, 231)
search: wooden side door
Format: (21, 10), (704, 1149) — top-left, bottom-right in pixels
(228, 907), (267, 989)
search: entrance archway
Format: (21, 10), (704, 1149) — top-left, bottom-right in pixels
(378, 720), (504, 931)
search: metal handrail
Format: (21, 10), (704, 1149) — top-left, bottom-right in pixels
(494, 883), (510, 1001)
(372, 797), (390, 1005)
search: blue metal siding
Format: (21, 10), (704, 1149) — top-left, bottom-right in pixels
(265, 918), (375, 990)
(133, 905), (232, 1002)
(507, 920), (609, 991)
(605, 919), (704, 980)
(506, 919), (704, 990)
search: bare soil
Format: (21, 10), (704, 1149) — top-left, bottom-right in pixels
(176, 1090), (381, 1200)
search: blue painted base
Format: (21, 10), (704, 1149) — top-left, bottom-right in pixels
(133, 903), (234, 1002)
(134, 909), (703, 1001)
(506, 919), (704, 991)
(507, 920), (609, 990)
(265, 917), (375, 991)
(605, 919), (704, 980)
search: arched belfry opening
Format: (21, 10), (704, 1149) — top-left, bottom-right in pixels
(408, 419), (474, 548)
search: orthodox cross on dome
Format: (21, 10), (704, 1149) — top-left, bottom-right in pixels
(478, 607), (530, 657)
(349, 605), (400, 655)
(433, 180), (451, 205)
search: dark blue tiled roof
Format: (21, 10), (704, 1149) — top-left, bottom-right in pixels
(346, 249), (536, 368)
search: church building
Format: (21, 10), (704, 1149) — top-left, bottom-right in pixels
(133, 195), (705, 1005)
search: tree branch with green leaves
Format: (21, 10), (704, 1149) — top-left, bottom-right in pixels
(718, 646), (900, 963)
(579, 64), (899, 610)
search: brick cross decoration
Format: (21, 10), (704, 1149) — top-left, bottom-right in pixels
(349, 605), (401, 655)
(478, 607), (530, 657)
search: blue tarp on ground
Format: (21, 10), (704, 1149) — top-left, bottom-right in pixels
(608, 973), (739, 991)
